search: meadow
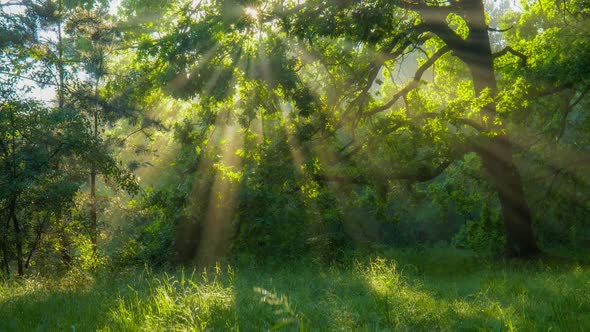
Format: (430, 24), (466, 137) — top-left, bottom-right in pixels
(1, 248), (588, 331)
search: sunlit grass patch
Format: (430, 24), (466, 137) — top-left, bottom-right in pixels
(110, 266), (235, 331)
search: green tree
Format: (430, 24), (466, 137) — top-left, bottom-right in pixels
(0, 0), (138, 275)
(116, 0), (590, 259)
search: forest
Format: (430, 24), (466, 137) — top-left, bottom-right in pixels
(1, 0), (589, 330)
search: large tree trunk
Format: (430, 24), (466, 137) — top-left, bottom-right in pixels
(479, 136), (539, 256)
(460, 0), (539, 256)
(410, 0), (541, 256)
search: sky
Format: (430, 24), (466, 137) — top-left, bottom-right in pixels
(1, 0), (123, 104)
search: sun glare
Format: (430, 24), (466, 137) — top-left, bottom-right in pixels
(245, 7), (258, 20)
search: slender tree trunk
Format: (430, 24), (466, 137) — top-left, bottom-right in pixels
(55, 0), (73, 265)
(1, 215), (10, 278)
(7, 102), (18, 275)
(9, 198), (24, 276)
(90, 166), (97, 253)
(25, 212), (49, 269)
(57, 211), (71, 267)
(89, 64), (101, 255)
(57, 0), (64, 110)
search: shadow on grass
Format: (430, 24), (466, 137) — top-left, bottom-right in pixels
(0, 269), (152, 331)
(380, 248), (590, 331)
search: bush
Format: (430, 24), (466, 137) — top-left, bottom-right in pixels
(452, 204), (506, 256)
(116, 187), (182, 267)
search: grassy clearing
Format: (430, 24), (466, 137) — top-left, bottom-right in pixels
(0, 248), (589, 331)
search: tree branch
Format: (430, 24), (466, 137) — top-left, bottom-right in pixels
(492, 46), (527, 66)
(488, 25), (513, 32)
(314, 153), (460, 185)
(339, 26), (429, 126)
(398, 1), (469, 58)
(364, 46), (450, 117)
(556, 84), (590, 141)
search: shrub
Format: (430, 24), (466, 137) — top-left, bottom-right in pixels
(452, 204), (506, 256)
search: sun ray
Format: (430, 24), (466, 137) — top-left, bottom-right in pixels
(197, 123), (244, 265)
(167, 42), (223, 95)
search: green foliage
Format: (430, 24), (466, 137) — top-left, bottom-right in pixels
(453, 204), (506, 257)
(117, 187), (185, 267)
(0, 1), (140, 277)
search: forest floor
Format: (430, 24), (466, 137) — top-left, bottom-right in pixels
(0, 248), (589, 331)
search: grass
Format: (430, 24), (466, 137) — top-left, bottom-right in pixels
(0, 248), (589, 331)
